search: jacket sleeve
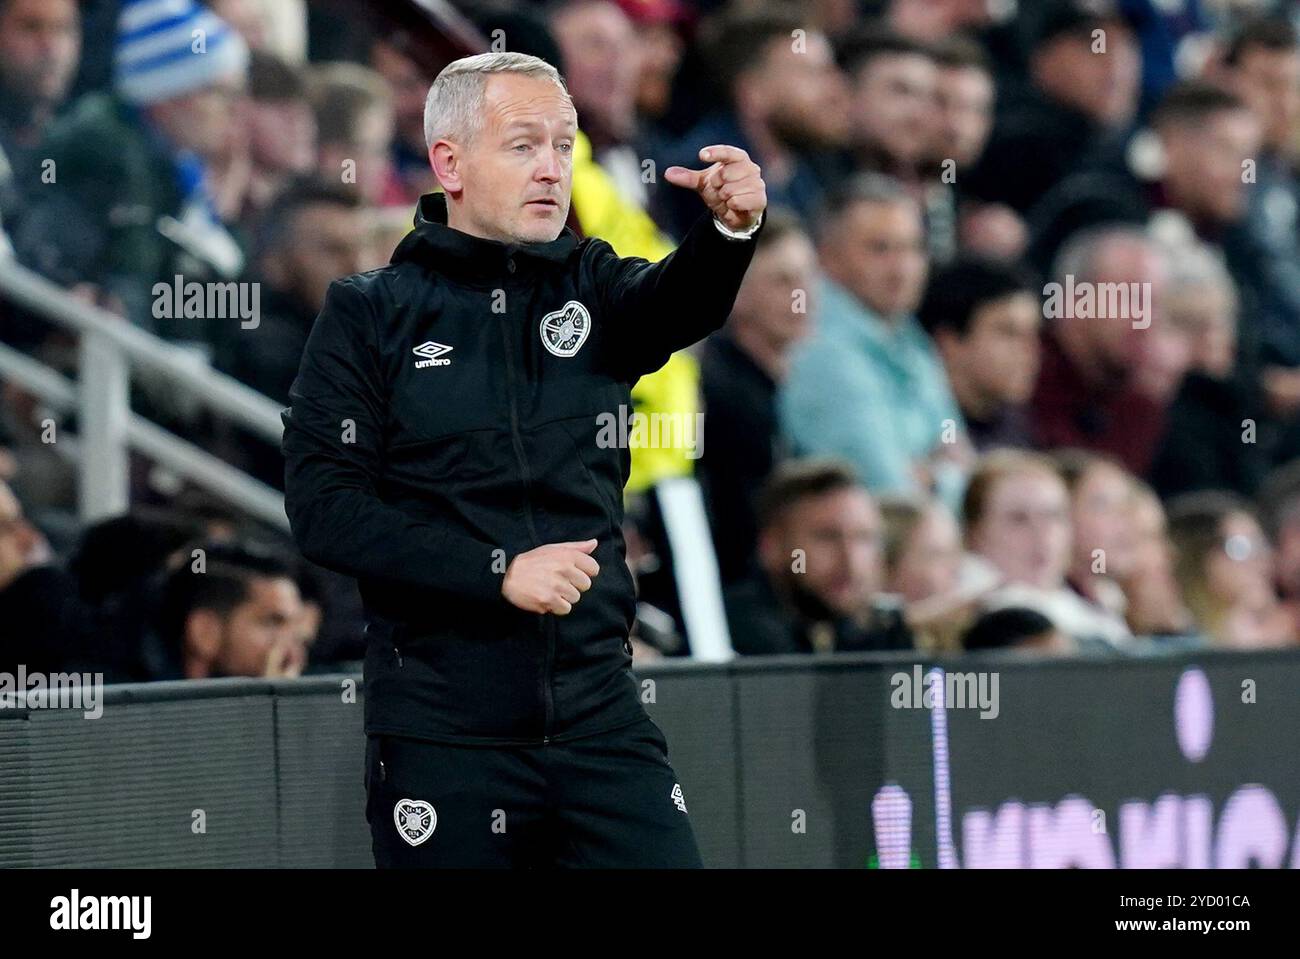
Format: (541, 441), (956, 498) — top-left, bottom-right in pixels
(280, 278), (509, 604)
(589, 212), (761, 380)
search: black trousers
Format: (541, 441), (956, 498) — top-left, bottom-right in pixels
(364, 716), (704, 868)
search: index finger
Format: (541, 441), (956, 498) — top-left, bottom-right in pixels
(699, 144), (750, 167)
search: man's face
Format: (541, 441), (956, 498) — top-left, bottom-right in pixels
(1033, 25), (1140, 127)
(248, 96), (316, 174)
(319, 104), (395, 206)
(970, 469), (1073, 590)
(938, 291), (1041, 410)
(552, 0), (640, 142)
(0, 0), (80, 108)
(822, 200), (929, 320)
(1071, 463), (1137, 579)
(0, 483), (43, 591)
(766, 488), (884, 617)
(274, 203), (371, 313)
(148, 73), (247, 160)
(1162, 109), (1262, 223)
(753, 34), (852, 149)
(1230, 46), (1300, 155)
(934, 65), (994, 166)
(1072, 236), (1168, 373)
(436, 72), (577, 244)
(849, 52), (938, 167)
(730, 231), (818, 352)
(212, 577), (305, 677)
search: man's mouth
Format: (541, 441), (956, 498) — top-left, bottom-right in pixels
(525, 198), (559, 209)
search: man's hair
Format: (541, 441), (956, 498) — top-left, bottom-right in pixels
(756, 458), (864, 530)
(1224, 15), (1298, 67)
(156, 540), (299, 645)
(423, 52), (569, 149)
(917, 256), (1037, 338)
(836, 25), (935, 79)
(1050, 223), (1151, 286)
(931, 34), (993, 74)
(308, 61), (393, 147)
(1150, 81), (1248, 130)
(815, 172), (916, 244)
(253, 178), (362, 263)
(698, 7), (808, 98)
(249, 50), (307, 102)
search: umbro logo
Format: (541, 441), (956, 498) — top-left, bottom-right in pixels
(671, 783), (688, 814)
(413, 341), (453, 368)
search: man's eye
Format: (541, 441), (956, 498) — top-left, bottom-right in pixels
(513, 143), (531, 152)
(557, 141), (573, 154)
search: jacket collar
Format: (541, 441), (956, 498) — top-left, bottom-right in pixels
(391, 192), (579, 277)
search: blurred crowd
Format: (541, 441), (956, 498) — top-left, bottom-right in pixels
(4, 0), (1300, 682)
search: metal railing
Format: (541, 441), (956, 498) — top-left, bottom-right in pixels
(0, 255), (288, 530)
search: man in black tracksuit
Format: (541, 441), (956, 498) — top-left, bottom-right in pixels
(280, 53), (766, 867)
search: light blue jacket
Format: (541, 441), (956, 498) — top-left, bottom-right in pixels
(779, 277), (963, 494)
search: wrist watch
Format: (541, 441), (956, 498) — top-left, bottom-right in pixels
(712, 210), (764, 241)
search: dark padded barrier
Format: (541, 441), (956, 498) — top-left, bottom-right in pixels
(1, 650), (1297, 867)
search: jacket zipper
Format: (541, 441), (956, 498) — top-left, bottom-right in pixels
(497, 300), (554, 744)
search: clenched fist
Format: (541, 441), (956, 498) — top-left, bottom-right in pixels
(664, 145), (767, 233)
(502, 539), (601, 615)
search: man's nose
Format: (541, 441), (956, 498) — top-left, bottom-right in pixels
(535, 145), (563, 183)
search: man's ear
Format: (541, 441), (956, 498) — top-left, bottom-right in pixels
(183, 609), (223, 677)
(429, 141), (462, 195)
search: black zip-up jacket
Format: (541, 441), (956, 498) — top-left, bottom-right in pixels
(281, 192), (758, 745)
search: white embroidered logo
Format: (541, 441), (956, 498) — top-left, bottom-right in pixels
(540, 300), (592, 357)
(671, 783), (688, 814)
(394, 799), (437, 846)
(413, 341), (453, 368)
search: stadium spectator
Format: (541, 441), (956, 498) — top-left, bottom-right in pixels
(724, 459), (912, 655)
(216, 181), (368, 408)
(1026, 82), (1260, 306)
(780, 174), (967, 498)
(699, 208), (816, 584)
(552, 0), (655, 212)
(1055, 449), (1138, 624)
(962, 449), (1132, 646)
(918, 256), (1040, 451)
(239, 51), (317, 219)
(838, 28), (938, 192)
(213, 181), (369, 489)
(615, 0), (690, 126)
(966, 0), (1141, 217)
(1166, 491), (1296, 649)
(1208, 17), (1300, 399)
(149, 540), (311, 680)
(1120, 479), (1194, 637)
(928, 36), (1024, 263)
(878, 493), (982, 651)
(370, 34), (441, 201)
(1029, 226), (1176, 475)
(309, 61), (407, 208)
(654, 7), (850, 238)
(1258, 461), (1300, 640)
(14, 0), (250, 337)
(1147, 239), (1269, 498)
(0, 0), (81, 233)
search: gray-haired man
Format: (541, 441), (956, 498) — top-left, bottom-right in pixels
(282, 52), (766, 867)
